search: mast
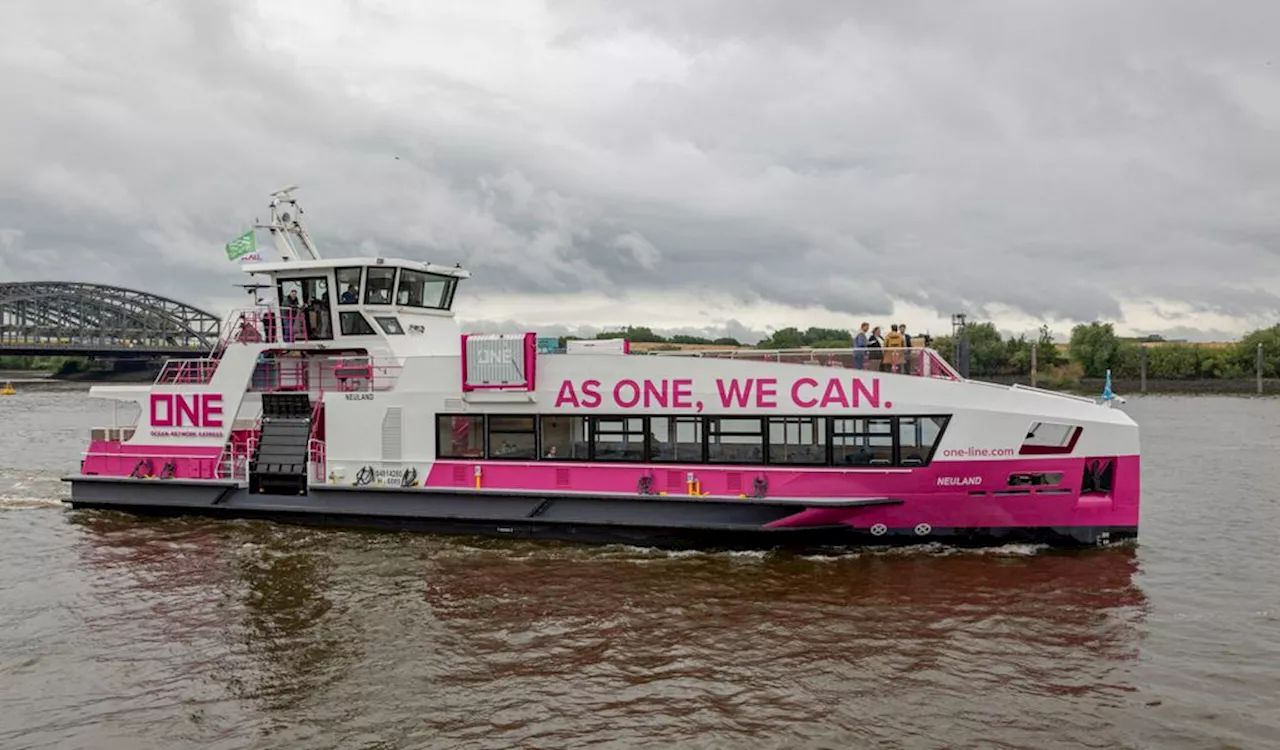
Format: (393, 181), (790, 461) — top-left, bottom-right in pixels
(255, 185), (323, 261)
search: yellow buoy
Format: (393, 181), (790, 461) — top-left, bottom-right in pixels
(0, 382), (15, 396)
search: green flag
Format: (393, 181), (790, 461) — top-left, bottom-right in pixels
(225, 230), (257, 261)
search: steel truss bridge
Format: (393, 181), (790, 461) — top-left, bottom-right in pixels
(0, 282), (221, 358)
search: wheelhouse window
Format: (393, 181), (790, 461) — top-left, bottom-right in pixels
(277, 276), (333, 341)
(767, 417), (825, 465)
(591, 417), (646, 462)
(541, 416), (587, 460)
(374, 316), (404, 335)
(488, 415), (536, 459)
(396, 269), (454, 310)
(336, 267), (362, 305)
(898, 416), (950, 465)
(339, 311), (376, 336)
(832, 418), (894, 466)
(364, 267), (396, 305)
(437, 415), (484, 458)
(707, 417), (764, 464)
(650, 417), (703, 463)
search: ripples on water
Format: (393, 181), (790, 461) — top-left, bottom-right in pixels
(1, 389), (1278, 749)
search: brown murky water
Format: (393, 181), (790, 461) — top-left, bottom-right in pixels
(2, 387), (1278, 749)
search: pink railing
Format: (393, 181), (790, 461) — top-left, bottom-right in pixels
(222, 306), (314, 346)
(650, 347), (962, 380)
(317, 356), (403, 393)
(309, 439), (326, 481)
(155, 358), (221, 385)
(81, 450), (224, 480)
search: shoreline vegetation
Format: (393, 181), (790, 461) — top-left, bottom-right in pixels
(4, 321), (1280, 394)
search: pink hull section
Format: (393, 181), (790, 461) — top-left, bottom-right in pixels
(424, 455), (1140, 531)
(82, 441), (225, 479)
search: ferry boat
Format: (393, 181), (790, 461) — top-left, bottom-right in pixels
(63, 188), (1140, 549)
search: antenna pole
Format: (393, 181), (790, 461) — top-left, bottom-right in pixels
(254, 185), (323, 262)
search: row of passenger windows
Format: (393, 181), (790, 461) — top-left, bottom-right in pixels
(437, 414), (951, 467)
(334, 266), (457, 310)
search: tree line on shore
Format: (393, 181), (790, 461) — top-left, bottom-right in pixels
(7, 322), (1280, 383)
(573, 322), (1280, 382)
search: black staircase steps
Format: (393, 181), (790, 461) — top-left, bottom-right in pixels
(249, 393), (313, 496)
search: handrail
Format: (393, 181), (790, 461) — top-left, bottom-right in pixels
(1010, 383), (1098, 404)
(650, 346), (962, 380)
(155, 358), (220, 385)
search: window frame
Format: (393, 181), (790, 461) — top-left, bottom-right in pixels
(336, 267), (363, 306)
(363, 266), (398, 306)
(374, 316), (404, 335)
(435, 414), (485, 459)
(765, 416), (827, 465)
(896, 415), (951, 466)
(648, 416), (706, 464)
(395, 268), (454, 310)
(339, 311), (377, 336)
(705, 416), (766, 465)
(485, 414), (538, 460)
(589, 416), (648, 462)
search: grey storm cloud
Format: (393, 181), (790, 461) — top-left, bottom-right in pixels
(2, 0), (1279, 333)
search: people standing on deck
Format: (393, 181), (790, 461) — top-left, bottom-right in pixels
(866, 326), (884, 370)
(884, 324), (906, 372)
(900, 323), (913, 374)
(852, 322), (869, 369)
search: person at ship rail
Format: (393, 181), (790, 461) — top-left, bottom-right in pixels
(883, 324), (906, 372)
(900, 323), (913, 374)
(852, 322), (869, 369)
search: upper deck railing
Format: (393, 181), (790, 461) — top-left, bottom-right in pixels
(649, 346), (963, 381)
(221, 306), (315, 347)
(155, 358), (221, 385)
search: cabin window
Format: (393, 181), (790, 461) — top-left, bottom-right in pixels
(336, 267), (362, 305)
(707, 417), (764, 464)
(364, 267), (396, 305)
(832, 418), (894, 466)
(541, 416), (587, 460)
(898, 416), (950, 465)
(767, 417), (825, 465)
(1019, 421), (1082, 455)
(339, 312), (377, 336)
(591, 417), (646, 462)
(396, 269), (452, 310)
(487, 415), (537, 459)
(436, 415), (484, 458)
(374, 316), (404, 335)
(650, 417), (704, 463)
(277, 276), (333, 341)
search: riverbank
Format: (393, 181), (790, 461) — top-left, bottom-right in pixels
(982, 375), (1280, 396)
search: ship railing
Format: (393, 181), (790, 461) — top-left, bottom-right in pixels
(216, 435), (258, 482)
(219, 306), (314, 347)
(81, 451), (227, 481)
(317, 356), (404, 393)
(155, 358), (221, 385)
(308, 438), (327, 481)
(649, 347), (963, 380)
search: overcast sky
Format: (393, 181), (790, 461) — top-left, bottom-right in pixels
(3, 0), (1278, 343)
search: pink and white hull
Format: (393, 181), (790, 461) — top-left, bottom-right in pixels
(63, 191), (1140, 549)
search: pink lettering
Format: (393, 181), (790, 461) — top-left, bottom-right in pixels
(716, 379), (753, 408)
(581, 379), (602, 408)
(177, 394), (200, 426)
(755, 378), (778, 408)
(819, 378), (849, 408)
(202, 394), (223, 427)
(614, 379), (641, 408)
(642, 380), (668, 408)
(151, 394), (173, 427)
(791, 378), (818, 408)
(672, 379), (693, 408)
(554, 380), (580, 408)
(851, 378), (880, 408)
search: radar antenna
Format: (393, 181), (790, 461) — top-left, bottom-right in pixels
(255, 185), (323, 261)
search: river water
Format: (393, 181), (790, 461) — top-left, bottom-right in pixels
(1, 387), (1277, 749)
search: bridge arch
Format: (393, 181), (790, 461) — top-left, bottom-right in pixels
(0, 281), (221, 354)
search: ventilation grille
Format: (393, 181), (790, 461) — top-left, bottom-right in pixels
(667, 470), (685, 490)
(381, 407), (403, 463)
(452, 464), (466, 484)
(556, 468), (571, 488)
(726, 473), (742, 493)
